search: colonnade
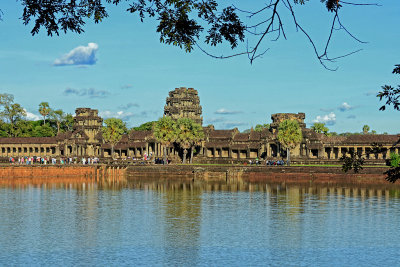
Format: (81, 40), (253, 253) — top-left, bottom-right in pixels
(0, 144), (58, 157)
(323, 146), (400, 160)
(205, 146), (262, 159)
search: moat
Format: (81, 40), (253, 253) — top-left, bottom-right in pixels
(1, 176), (400, 266)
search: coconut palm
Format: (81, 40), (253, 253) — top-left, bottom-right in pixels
(175, 118), (204, 164)
(277, 119), (303, 166)
(38, 102), (51, 125)
(153, 116), (177, 164)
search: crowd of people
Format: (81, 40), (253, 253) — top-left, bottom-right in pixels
(248, 158), (286, 166)
(8, 156), (100, 165)
(7, 153), (285, 166)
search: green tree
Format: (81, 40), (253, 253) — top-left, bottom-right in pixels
(311, 122), (329, 135)
(133, 121), (156, 131)
(389, 153), (400, 168)
(254, 124), (270, 132)
(0, 121), (10, 137)
(153, 116), (177, 164)
(14, 120), (34, 137)
(362, 125), (370, 134)
(50, 109), (65, 134)
(102, 118), (128, 159)
(38, 102), (51, 125)
(277, 120), (303, 166)
(32, 124), (55, 137)
(0, 94), (27, 137)
(62, 113), (74, 131)
(16, 0), (361, 67)
(175, 118), (204, 164)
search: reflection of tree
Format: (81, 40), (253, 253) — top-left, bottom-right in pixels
(162, 184), (202, 266)
(267, 185), (304, 253)
(73, 186), (100, 252)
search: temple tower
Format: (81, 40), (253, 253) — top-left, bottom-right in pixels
(74, 108), (103, 143)
(164, 87), (203, 125)
(270, 113), (306, 133)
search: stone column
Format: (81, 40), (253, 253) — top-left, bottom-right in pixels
(383, 148), (388, 159)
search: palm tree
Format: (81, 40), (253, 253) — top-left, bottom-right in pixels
(153, 116), (177, 164)
(362, 125), (370, 134)
(175, 118), (204, 164)
(277, 119), (303, 166)
(38, 102), (51, 125)
(102, 118), (127, 159)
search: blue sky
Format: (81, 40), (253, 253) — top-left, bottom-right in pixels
(0, 1), (399, 133)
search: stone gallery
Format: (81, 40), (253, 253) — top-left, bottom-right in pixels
(0, 87), (399, 164)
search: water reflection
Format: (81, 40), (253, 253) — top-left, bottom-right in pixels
(1, 176), (400, 266)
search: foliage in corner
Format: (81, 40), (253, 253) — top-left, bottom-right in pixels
(377, 64), (400, 111)
(377, 64), (400, 183)
(340, 151), (364, 173)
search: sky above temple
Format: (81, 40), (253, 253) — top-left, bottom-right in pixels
(0, 1), (399, 134)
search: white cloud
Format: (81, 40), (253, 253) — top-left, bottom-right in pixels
(313, 112), (336, 126)
(99, 110), (134, 121)
(24, 109), (40, 121)
(54, 43), (99, 66)
(215, 108), (243, 115)
(338, 102), (353, 112)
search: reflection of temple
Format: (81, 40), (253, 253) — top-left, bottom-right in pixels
(0, 87), (399, 163)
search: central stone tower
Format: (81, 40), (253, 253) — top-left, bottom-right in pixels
(74, 108), (103, 143)
(164, 87), (203, 125)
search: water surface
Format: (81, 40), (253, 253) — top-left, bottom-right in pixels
(1, 178), (400, 266)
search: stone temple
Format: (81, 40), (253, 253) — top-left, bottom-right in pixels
(164, 87), (203, 125)
(0, 87), (399, 164)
